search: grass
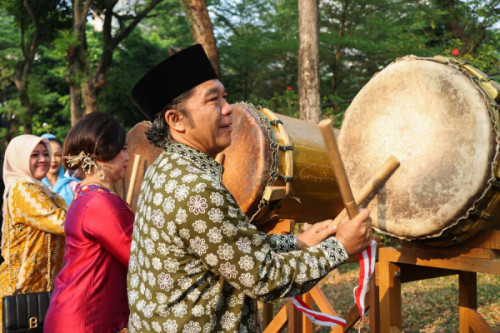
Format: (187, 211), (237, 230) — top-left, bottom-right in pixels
(263, 262), (500, 332)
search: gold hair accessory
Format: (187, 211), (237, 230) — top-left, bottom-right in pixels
(64, 151), (105, 180)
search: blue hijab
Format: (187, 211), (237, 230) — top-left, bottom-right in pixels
(42, 159), (80, 207)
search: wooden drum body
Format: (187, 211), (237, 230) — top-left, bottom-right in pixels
(338, 56), (500, 245)
(225, 103), (343, 225)
(117, 103), (344, 226)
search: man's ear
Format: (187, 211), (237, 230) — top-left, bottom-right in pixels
(165, 110), (187, 134)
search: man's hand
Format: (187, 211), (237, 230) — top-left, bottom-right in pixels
(297, 219), (337, 249)
(335, 208), (372, 255)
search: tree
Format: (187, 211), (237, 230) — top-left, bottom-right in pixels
(66, 0), (165, 124)
(97, 0), (193, 127)
(435, 0), (500, 55)
(298, 0), (321, 122)
(2, 0), (70, 133)
(180, 0), (219, 76)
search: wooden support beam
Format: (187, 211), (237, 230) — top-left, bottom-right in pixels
(262, 303), (274, 328)
(287, 299), (302, 332)
(397, 263), (457, 283)
(377, 260), (402, 333)
(379, 246), (500, 276)
(463, 309), (496, 333)
(369, 274), (380, 333)
(459, 271), (477, 333)
(302, 293), (313, 333)
(263, 304), (287, 333)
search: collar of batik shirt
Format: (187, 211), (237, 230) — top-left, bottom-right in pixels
(164, 141), (223, 182)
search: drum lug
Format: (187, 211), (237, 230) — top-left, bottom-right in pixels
(263, 186), (287, 202)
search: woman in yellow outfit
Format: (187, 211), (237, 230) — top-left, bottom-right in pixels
(0, 135), (67, 330)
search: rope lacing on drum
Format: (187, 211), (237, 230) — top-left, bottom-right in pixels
(491, 179), (500, 190)
(241, 102), (280, 223)
(468, 209), (494, 220)
(278, 145), (294, 152)
(277, 175), (294, 182)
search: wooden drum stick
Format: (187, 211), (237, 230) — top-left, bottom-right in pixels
(319, 119), (359, 219)
(330, 155), (400, 227)
(126, 154), (142, 205)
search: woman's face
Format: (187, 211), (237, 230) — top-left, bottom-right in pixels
(48, 141), (63, 176)
(30, 142), (51, 180)
(102, 145), (130, 184)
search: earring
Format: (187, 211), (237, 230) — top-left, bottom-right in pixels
(97, 163), (105, 181)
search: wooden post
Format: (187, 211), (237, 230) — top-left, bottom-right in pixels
(377, 260), (402, 332)
(287, 300), (303, 332)
(459, 271), (477, 333)
(302, 293), (313, 333)
(369, 274), (380, 332)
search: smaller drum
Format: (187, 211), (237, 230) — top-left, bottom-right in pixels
(117, 103), (346, 227)
(338, 55), (500, 245)
(223, 103), (344, 225)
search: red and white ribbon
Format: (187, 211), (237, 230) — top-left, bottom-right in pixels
(290, 295), (346, 327)
(353, 240), (377, 320)
(290, 239), (377, 327)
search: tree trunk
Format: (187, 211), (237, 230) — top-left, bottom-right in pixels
(12, 0), (43, 134)
(19, 91), (34, 134)
(331, 1), (348, 92)
(69, 84), (83, 125)
(298, 0), (320, 123)
(67, 0), (92, 124)
(181, 0), (220, 77)
(91, 0), (163, 98)
(82, 74), (98, 116)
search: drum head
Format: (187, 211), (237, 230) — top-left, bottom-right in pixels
(338, 57), (498, 240)
(221, 103), (273, 216)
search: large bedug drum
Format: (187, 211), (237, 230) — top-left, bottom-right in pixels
(338, 55), (500, 245)
(117, 103), (347, 228)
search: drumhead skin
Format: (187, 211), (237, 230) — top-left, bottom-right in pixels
(338, 56), (499, 241)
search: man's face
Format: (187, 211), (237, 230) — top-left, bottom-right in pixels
(170, 79), (233, 158)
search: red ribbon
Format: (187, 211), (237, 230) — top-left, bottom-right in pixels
(290, 240), (377, 327)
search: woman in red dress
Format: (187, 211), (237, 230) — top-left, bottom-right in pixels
(45, 112), (133, 332)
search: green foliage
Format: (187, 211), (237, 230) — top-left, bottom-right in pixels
(245, 88), (300, 118)
(98, 0), (192, 128)
(98, 29), (171, 128)
(1, 0), (500, 145)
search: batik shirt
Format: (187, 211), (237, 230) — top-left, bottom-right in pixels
(0, 181), (66, 331)
(127, 142), (349, 333)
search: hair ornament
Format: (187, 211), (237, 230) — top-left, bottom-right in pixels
(64, 151), (105, 180)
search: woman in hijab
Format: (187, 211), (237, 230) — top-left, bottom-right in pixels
(0, 135), (67, 330)
(41, 133), (80, 206)
(45, 112), (133, 333)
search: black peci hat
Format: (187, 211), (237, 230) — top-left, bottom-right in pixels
(131, 44), (218, 121)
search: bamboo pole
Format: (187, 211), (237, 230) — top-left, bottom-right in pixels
(126, 154), (142, 205)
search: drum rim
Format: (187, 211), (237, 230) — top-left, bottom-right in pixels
(340, 55), (500, 243)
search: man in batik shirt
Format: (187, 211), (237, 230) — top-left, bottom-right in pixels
(127, 44), (372, 332)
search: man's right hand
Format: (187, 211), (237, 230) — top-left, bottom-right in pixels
(335, 208), (373, 256)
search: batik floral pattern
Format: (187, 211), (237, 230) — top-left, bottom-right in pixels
(127, 142), (348, 332)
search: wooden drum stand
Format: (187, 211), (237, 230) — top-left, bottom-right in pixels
(377, 227), (500, 333)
